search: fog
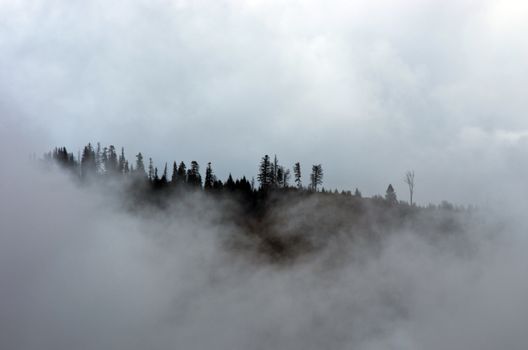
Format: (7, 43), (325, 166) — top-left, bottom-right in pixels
(2, 0), (528, 348)
(2, 0), (528, 203)
(2, 137), (528, 350)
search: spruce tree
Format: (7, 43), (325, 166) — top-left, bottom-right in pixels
(293, 162), (302, 189)
(310, 164), (323, 191)
(171, 161), (178, 185)
(80, 143), (96, 177)
(385, 184), (397, 204)
(257, 155), (272, 189)
(161, 163), (168, 185)
(177, 162), (187, 186)
(204, 162), (215, 190)
(148, 158), (154, 181)
(135, 153), (145, 176)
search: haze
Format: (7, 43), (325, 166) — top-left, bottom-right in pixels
(2, 1), (528, 349)
(2, 0), (528, 203)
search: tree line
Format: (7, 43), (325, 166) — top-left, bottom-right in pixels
(44, 142), (422, 207)
(43, 143), (471, 261)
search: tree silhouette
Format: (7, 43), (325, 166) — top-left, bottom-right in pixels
(187, 161), (202, 188)
(271, 155), (279, 186)
(385, 184), (397, 205)
(204, 162), (215, 190)
(106, 145), (118, 175)
(225, 174), (235, 191)
(148, 158), (154, 181)
(80, 143), (96, 177)
(177, 162), (187, 187)
(135, 153), (145, 176)
(293, 162), (302, 189)
(161, 163), (168, 185)
(118, 147), (126, 174)
(258, 155), (272, 189)
(95, 142), (102, 173)
(282, 168), (291, 188)
(310, 164), (323, 191)
(404, 170), (415, 206)
(171, 161), (178, 185)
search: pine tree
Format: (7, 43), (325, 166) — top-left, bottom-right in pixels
(187, 161), (202, 188)
(282, 169), (290, 188)
(171, 161), (178, 185)
(271, 155), (279, 186)
(154, 167), (159, 182)
(80, 143), (96, 177)
(204, 162), (215, 190)
(293, 162), (302, 189)
(118, 147), (126, 174)
(385, 184), (397, 204)
(276, 166), (284, 187)
(101, 147), (108, 174)
(177, 162), (187, 186)
(106, 145), (118, 174)
(95, 142), (102, 173)
(257, 155), (272, 189)
(354, 188), (362, 198)
(135, 153), (145, 176)
(225, 174), (235, 191)
(161, 163), (168, 185)
(310, 164), (323, 191)
(148, 158), (154, 181)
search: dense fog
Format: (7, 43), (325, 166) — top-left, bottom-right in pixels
(2, 0), (528, 348)
(2, 152), (528, 350)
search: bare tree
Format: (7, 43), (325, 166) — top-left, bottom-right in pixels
(404, 170), (415, 206)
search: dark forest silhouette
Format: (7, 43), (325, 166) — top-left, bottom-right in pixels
(43, 143), (472, 262)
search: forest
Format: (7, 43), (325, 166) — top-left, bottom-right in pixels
(43, 143), (473, 262)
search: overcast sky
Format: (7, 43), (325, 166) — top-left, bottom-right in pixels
(1, 0), (528, 204)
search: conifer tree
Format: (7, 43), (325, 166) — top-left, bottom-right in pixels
(354, 188), (362, 198)
(148, 158), (154, 181)
(95, 142), (102, 173)
(118, 147), (126, 174)
(258, 155), (272, 189)
(187, 161), (202, 188)
(135, 153), (145, 176)
(177, 161), (187, 186)
(385, 184), (397, 204)
(81, 143), (96, 177)
(161, 163), (168, 185)
(106, 145), (118, 174)
(276, 166), (284, 187)
(204, 162), (215, 190)
(283, 168), (291, 188)
(271, 155), (279, 186)
(225, 174), (235, 191)
(171, 161), (178, 184)
(293, 162), (302, 189)
(101, 147), (108, 174)
(310, 164), (323, 191)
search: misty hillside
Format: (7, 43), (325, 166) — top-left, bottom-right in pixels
(4, 1), (528, 349)
(44, 143), (475, 263)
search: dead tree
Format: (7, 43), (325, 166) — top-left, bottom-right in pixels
(404, 170), (415, 206)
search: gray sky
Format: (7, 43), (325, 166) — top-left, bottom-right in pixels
(2, 0), (528, 204)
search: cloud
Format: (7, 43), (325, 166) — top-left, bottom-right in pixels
(2, 154), (528, 349)
(1, 0), (527, 204)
